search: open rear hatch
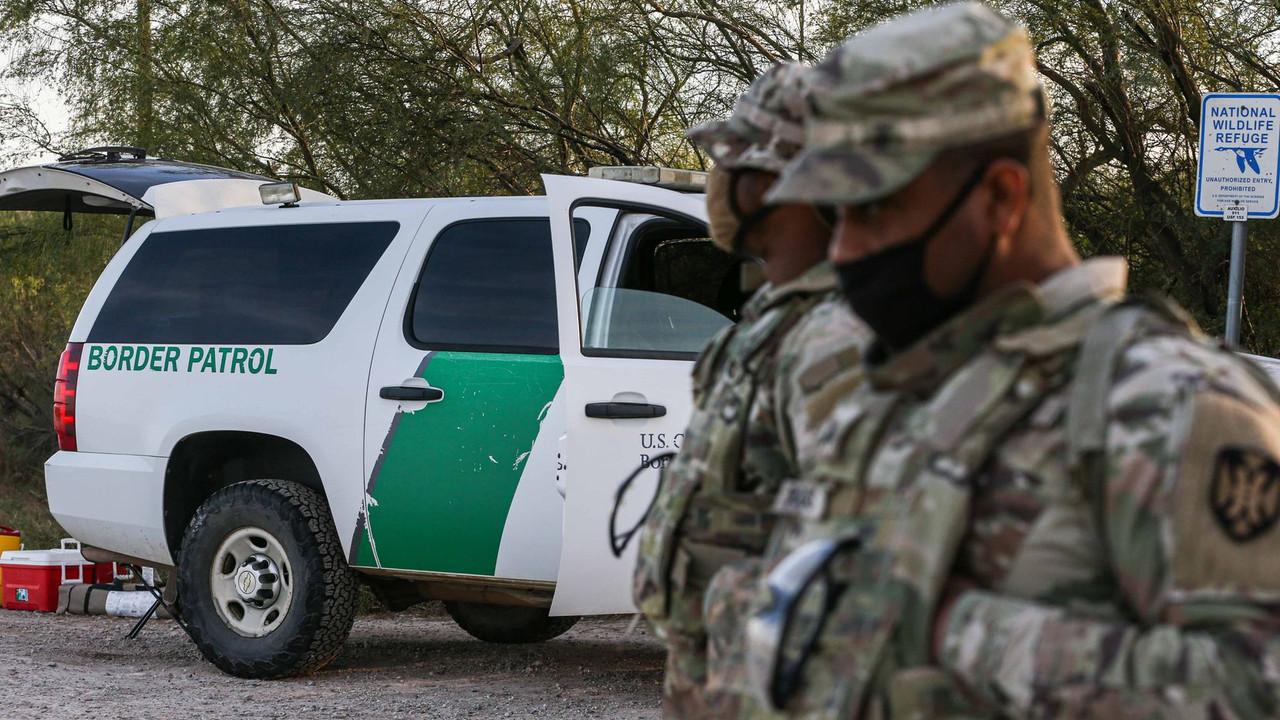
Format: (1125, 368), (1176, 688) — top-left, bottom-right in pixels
(0, 146), (333, 229)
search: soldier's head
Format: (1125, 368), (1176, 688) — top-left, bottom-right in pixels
(687, 62), (833, 283)
(768, 2), (1079, 351)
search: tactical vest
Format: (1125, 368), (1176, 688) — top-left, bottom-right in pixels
(752, 294), (1209, 719)
(634, 288), (831, 630)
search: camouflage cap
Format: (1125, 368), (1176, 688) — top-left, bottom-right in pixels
(686, 62), (811, 174)
(766, 2), (1046, 206)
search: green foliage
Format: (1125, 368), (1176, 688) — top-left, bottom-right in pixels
(0, 481), (65, 550)
(3, 1), (1276, 348)
(0, 212), (120, 539)
(0, 2), (1278, 524)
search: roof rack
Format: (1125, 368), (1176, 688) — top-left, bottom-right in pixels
(57, 146), (149, 164)
(589, 166), (707, 192)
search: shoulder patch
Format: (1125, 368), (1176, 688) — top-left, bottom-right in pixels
(1210, 447), (1280, 543)
(1170, 390), (1280, 601)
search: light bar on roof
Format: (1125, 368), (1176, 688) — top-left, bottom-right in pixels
(589, 166), (708, 192)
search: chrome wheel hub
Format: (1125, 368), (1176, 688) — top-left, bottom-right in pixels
(209, 527), (294, 638)
(234, 553), (281, 608)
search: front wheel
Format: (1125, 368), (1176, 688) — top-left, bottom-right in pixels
(445, 601), (579, 643)
(178, 479), (357, 678)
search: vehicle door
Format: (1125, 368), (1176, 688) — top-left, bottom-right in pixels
(358, 200), (570, 584)
(545, 174), (746, 615)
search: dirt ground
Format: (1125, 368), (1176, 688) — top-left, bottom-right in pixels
(0, 608), (666, 719)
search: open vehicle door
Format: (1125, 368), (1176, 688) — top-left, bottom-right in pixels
(545, 174), (748, 615)
(0, 146), (332, 235)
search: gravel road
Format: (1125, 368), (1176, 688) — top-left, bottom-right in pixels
(0, 608), (665, 719)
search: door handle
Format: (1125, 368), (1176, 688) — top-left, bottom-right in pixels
(380, 385), (444, 402)
(585, 402), (666, 419)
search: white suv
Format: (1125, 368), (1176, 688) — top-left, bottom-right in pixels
(4, 152), (744, 678)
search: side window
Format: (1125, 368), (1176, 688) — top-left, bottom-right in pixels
(89, 222), (399, 344)
(408, 218), (558, 354)
(575, 205), (741, 358)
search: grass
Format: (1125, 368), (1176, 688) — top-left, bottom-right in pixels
(0, 477), (67, 551)
(1, 212), (120, 553)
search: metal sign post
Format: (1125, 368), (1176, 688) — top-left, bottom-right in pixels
(1195, 93), (1280, 349)
(1226, 216), (1247, 347)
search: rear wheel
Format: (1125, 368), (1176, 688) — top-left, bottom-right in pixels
(178, 479), (357, 678)
(445, 601), (580, 644)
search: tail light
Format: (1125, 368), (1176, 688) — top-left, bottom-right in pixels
(54, 343), (83, 451)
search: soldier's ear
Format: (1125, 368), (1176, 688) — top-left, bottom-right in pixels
(983, 158), (1030, 242)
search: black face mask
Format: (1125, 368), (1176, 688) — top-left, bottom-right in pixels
(835, 164), (994, 353)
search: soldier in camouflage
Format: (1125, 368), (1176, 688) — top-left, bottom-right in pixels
(736, 3), (1280, 718)
(631, 62), (869, 719)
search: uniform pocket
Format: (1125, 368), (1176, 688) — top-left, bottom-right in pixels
(885, 667), (990, 719)
(703, 557), (764, 698)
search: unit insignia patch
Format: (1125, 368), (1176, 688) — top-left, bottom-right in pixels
(1211, 446), (1280, 543)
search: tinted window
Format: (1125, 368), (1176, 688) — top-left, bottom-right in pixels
(408, 219), (558, 354)
(90, 222), (399, 344)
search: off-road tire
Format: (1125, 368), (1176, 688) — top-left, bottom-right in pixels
(178, 479), (357, 679)
(445, 601), (579, 643)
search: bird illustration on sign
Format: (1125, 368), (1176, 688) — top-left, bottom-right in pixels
(1216, 147), (1267, 174)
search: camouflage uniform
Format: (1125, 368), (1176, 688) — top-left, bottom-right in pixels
(633, 62), (869, 718)
(739, 3), (1280, 719)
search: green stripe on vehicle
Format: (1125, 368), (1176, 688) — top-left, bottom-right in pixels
(357, 351), (563, 575)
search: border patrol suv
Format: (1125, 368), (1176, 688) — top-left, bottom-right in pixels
(3, 150), (741, 678)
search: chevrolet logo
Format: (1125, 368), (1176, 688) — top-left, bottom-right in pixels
(1211, 447), (1280, 543)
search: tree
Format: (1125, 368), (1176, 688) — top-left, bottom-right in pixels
(2, 0), (1280, 347)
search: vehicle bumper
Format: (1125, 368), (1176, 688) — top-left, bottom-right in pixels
(44, 451), (173, 565)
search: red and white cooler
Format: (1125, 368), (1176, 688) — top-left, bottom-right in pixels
(1, 538), (95, 612)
